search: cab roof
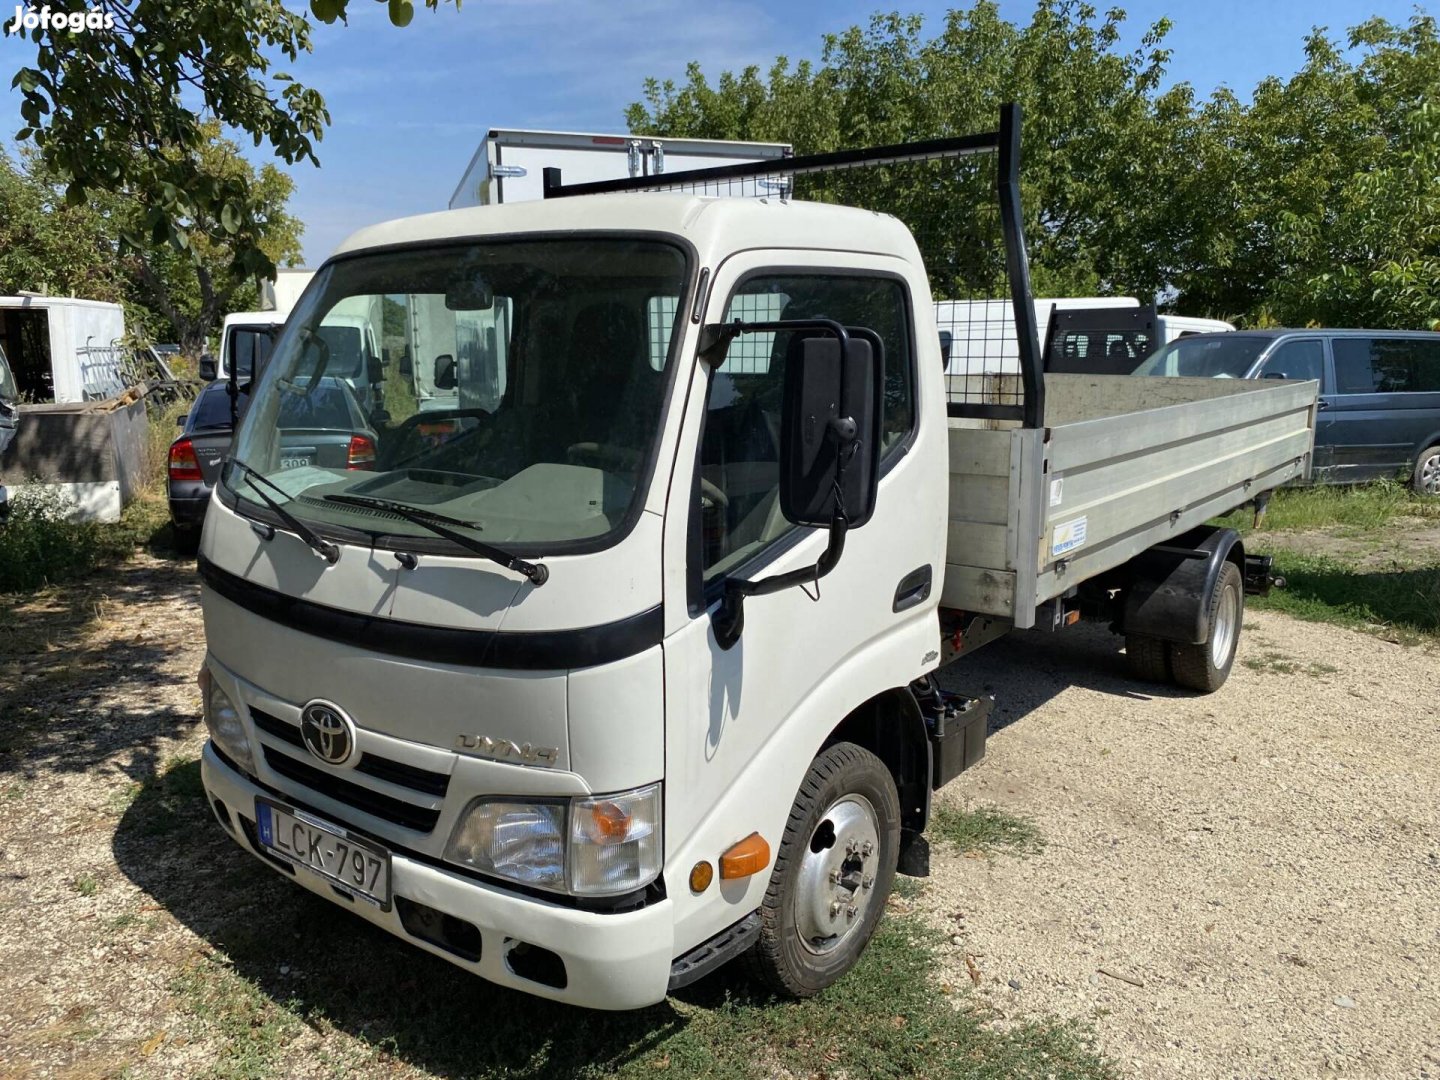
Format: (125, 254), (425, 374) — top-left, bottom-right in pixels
(332, 193), (923, 267)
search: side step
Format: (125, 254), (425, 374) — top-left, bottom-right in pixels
(667, 911), (761, 992)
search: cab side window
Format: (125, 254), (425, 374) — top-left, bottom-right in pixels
(697, 274), (913, 581)
(1259, 339), (1324, 384)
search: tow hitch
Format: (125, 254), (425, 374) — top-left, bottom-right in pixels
(1243, 553), (1285, 595)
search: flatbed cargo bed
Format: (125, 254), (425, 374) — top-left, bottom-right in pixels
(941, 373), (1318, 626)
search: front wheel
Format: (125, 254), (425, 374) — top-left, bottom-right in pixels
(1169, 561), (1244, 692)
(747, 742), (900, 997)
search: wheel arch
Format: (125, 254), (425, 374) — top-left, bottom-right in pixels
(1120, 526), (1245, 645)
(820, 686), (931, 836)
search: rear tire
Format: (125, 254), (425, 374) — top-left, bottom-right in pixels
(1125, 633), (1170, 683)
(1169, 561), (1244, 693)
(747, 742), (900, 998)
(1414, 445), (1440, 497)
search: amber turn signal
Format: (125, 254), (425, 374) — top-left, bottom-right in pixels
(689, 860), (714, 893)
(719, 832), (771, 880)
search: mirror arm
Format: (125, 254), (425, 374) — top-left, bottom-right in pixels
(712, 514), (848, 650)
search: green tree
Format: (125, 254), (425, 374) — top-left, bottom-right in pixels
(0, 130), (303, 355)
(628, 4), (1440, 331)
(1176, 16), (1440, 329)
(0, 147), (126, 304)
(112, 124), (305, 356)
(8, 0), (447, 281)
(626, 2), (1188, 303)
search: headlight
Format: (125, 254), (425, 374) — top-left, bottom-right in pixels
(444, 800), (567, 890)
(200, 667), (255, 774)
(444, 783), (662, 897)
(569, 783), (662, 896)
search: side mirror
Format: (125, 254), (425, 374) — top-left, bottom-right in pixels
(779, 331), (882, 529)
(399, 351), (413, 377)
(938, 330), (953, 372)
(708, 319), (884, 650)
(366, 354), (385, 386)
(434, 354), (457, 391)
(176, 415), (187, 428)
(199, 354), (217, 381)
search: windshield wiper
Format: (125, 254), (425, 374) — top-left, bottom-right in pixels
(229, 460), (339, 564)
(323, 493), (548, 587)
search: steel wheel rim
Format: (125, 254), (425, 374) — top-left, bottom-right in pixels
(794, 794), (880, 956)
(1211, 583), (1239, 667)
(1421, 454), (1440, 495)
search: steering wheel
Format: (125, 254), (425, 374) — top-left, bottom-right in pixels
(385, 407), (493, 469)
(566, 442), (729, 509)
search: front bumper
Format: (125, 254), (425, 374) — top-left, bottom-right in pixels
(200, 741), (676, 1010)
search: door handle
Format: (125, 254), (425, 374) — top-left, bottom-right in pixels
(893, 565), (933, 612)
(1316, 399), (1330, 410)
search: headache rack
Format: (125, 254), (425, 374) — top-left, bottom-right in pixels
(541, 104), (1046, 429)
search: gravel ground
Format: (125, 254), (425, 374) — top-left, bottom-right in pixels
(1, 555), (1437, 1078)
(933, 613), (1440, 1080)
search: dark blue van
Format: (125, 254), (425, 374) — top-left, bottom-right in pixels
(1134, 329), (1440, 494)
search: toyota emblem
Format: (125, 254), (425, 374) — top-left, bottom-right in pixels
(300, 701), (358, 767)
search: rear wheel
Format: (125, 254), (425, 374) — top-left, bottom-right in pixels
(1169, 561), (1244, 692)
(1414, 445), (1440, 496)
(1125, 633), (1170, 683)
(747, 742), (900, 997)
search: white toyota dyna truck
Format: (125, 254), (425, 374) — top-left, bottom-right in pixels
(196, 107), (1317, 1008)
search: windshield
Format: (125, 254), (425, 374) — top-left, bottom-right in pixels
(0, 342), (15, 402)
(226, 237), (689, 551)
(1133, 335), (1268, 379)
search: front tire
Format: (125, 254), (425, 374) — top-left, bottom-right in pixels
(747, 742), (900, 997)
(1414, 445), (1440, 496)
(1169, 561), (1244, 692)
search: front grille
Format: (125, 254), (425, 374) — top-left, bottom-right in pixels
(250, 707), (451, 799)
(262, 747), (442, 833)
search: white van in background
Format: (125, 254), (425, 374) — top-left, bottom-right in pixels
(207, 310), (287, 382)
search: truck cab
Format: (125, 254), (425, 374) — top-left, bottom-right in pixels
(197, 193), (949, 1008)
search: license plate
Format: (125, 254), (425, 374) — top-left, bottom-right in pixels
(279, 455), (312, 471)
(255, 798), (391, 908)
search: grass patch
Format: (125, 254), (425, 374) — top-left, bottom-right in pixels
(1214, 481), (1440, 535)
(173, 904), (1112, 1080)
(931, 804), (1046, 857)
(1242, 650), (1340, 677)
(175, 952), (307, 1080)
(73, 873), (99, 897)
(0, 486), (173, 593)
(1247, 550), (1440, 645)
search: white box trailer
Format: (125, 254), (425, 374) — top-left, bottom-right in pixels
(0, 295), (128, 403)
(449, 129), (792, 209)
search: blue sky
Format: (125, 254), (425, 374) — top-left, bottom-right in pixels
(3, 1), (1428, 262)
